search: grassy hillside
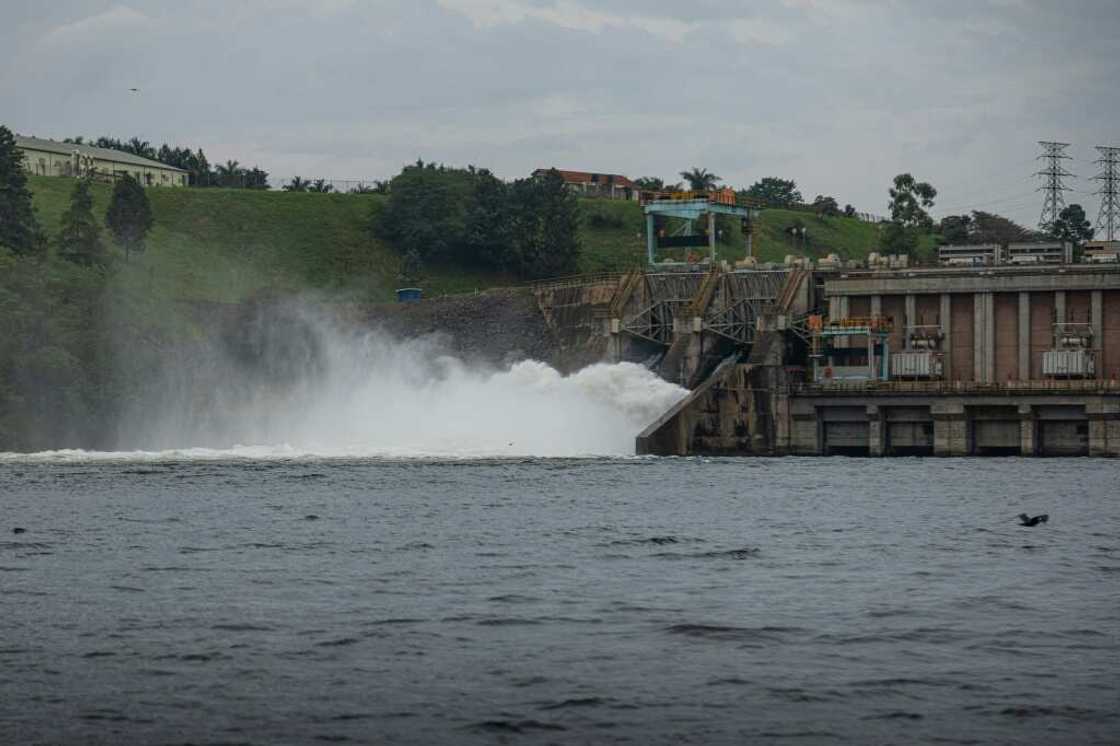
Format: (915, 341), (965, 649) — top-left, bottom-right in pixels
(28, 177), (511, 302)
(27, 177), (904, 304)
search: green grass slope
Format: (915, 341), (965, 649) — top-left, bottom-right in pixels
(28, 177), (511, 302)
(28, 178), (904, 305)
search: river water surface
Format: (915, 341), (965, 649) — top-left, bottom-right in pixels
(1, 456), (1117, 744)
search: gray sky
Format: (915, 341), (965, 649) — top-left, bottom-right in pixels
(2, 0), (1117, 227)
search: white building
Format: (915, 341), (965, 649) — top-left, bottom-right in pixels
(15, 134), (188, 187)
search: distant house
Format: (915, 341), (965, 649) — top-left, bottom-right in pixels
(532, 168), (638, 201)
(14, 134), (188, 187)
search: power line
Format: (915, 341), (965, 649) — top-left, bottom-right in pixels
(1035, 140), (1073, 231)
(1092, 145), (1120, 241)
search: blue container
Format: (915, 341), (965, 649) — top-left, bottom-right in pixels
(396, 287), (422, 303)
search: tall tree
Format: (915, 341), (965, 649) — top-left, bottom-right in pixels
(125, 137), (155, 160)
(308, 179), (334, 193)
(215, 160), (242, 188)
(463, 170), (512, 269)
(508, 169), (581, 278)
(57, 177), (106, 266)
(679, 167), (721, 192)
(744, 177), (802, 207)
(0, 125), (46, 257)
(1048, 204), (1094, 246)
(634, 177), (665, 191)
(812, 195), (839, 217)
(192, 148), (212, 187)
(105, 175), (153, 261)
(939, 214), (973, 244)
(969, 210), (1031, 245)
(244, 166), (269, 190)
(283, 176), (310, 192)
(883, 173), (937, 257)
(888, 173), (937, 229)
(375, 160), (477, 261)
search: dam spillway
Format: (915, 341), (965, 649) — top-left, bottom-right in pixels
(531, 262), (1120, 457)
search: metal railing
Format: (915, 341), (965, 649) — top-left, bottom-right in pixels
(790, 379), (1120, 395)
(528, 271), (629, 293)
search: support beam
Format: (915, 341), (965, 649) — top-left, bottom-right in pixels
(904, 294), (917, 350)
(940, 293), (952, 380)
(1091, 290), (1103, 379)
(1087, 399), (1120, 457)
(1055, 290), (1067, 324)
(707, 212), (716, 262)
(933, 402), (969, 456)
(973, 292), (994, 383)
(870, 294), (882, 317)
(1019, 403), (1036, 456)
(867, 405), (885, 456)
(1018, 292), (1031, 382)
(829, 295), (849, 348)
(645, 213), (656, 265)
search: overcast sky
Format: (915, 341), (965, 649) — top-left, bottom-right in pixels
(2, 0), (1117, 226)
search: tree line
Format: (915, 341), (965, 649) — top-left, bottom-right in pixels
(0, 125), (158, 449)
(64, 135), (269, 189)
(634, 169), (866, 221)
(375, 162), (581, 281)
(4, 128), (155, 267)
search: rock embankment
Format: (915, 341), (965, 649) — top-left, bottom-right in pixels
(355, 288), (562, 369)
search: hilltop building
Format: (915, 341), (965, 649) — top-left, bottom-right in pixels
(14, 134), (188, 187)
(533, 168), (638, 201)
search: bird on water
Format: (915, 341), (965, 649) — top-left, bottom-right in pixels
(12, 527), (26, 534)
(1018, 513), (1048, 527)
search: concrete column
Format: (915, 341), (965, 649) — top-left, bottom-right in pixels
(904, 294), (917, 350)
(1055, 290), (1066, 325)
(870, 294), (882, 317)
(1086, 399), (1120, 457)
(829, 296), (849, 348)
(867, 405), (885, 456)
(1018, 292), (1031, 382)
(707, 212), (717, 262)
(974, 292), (994, 383)
(940, 293), (952, 380)
(985, 293), (995, 383)
(1091, 290), (1103, 378)
(932, 402), (969, 456)
(1019, 403), (1037, 456)
(645, 213), (656, 265)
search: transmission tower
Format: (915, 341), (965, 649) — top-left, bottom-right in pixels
(1092, 146), (1120, 241)
(1036, 141), (1073, 231)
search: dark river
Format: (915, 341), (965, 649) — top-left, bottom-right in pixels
(1, 456), (1117, 744)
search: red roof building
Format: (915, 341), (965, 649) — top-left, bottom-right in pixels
(532, 168), (639, 201)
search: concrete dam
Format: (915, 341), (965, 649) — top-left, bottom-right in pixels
(530, 262), (1120, 458)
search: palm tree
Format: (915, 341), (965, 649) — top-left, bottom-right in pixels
(283, 176), (310, 192)
(215, 160), (242, 187)
(679, 167), (721, 192)
(126, 137), (155, 159)
(308, 179), (334, 193)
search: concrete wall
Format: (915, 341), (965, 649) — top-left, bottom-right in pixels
(1029, 292), (1054, 380)
(993, 293), (1019, 383)
(787, 395), (1119, 457)
(951, 294), (974, 381)
(825, 267), (1120, 384)
(1104, 290), (1120, 379)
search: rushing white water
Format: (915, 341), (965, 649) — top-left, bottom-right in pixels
(2, 317), (687, 461)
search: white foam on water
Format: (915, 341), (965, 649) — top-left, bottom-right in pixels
(1, 321), (687, 462)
